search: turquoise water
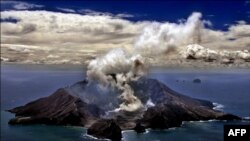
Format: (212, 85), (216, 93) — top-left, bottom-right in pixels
(1, 64), (250, 141)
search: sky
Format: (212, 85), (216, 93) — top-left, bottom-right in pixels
(1, 0), (249, 30)
(1, 0), (250, 64)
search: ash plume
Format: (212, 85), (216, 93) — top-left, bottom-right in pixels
(87, 49), (146, 112)
(86, 12), (206, 112)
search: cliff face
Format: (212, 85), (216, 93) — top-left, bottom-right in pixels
(87, 119), (122, 141)
(7, 78), (240, 141)
(8, 88), (104, 126)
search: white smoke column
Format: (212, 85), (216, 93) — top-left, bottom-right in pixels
(134, 12), (203, 55)
(86, 12), (205, 112)
(87, 48), (146, 112)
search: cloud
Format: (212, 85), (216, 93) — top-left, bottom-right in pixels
(78, 9), (134, 18)
(87, 48), (146, 111)
(0, 1), (43, 10)
(78, 9), (107, 15)
(207, 14), (215, 17)
(56, 7), (76, 13)
(228, 21), (250, 37)
(236, 20), (246, 25)
(134, 12), (204, 54)
(133, 13), (250, 54)
(116, 13), (134, 18)
(0, 10), (145, 52)
(0, 10), (249, 64)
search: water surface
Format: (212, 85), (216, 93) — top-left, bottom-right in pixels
(1, 64), (249, 141)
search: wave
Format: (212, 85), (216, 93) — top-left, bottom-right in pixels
(82, 133), (111, 141)
(212, 102), (224, 111)
(243, 117), (250, 121)
(122, 130), (134, 133)
(182, 119), (223, 125)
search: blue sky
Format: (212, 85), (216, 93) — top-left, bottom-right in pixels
(1, 0), (250, 30)
(1, 0), (250, 57)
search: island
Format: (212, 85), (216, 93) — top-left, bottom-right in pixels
(7, 78), (240, 141)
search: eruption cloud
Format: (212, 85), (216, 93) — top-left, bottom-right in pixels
(86, 12), (204, 112)
(134, 12), (203, 54)
(87, 49), (146, 111)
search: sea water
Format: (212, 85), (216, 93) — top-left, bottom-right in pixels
(1, 64), (250, 141)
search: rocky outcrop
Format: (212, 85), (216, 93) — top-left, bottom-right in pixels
(7, 78), (241, 140)
(142, 104), (183, 129)
(133, 122), (146, 133)
(141, 103), (241, 129)
(87, 119), (122, 141)
(193, 78), (201, 83)
(8, 88), (104, 126)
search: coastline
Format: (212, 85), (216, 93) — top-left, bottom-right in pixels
(1, 63), (249, 141)
(2, 61), (250, 72)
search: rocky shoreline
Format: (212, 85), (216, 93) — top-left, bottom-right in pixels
(7, 78), (241, 141)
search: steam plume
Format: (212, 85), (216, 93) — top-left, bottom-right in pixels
(86, 12), (205, 112)
(134, 12), (203, 54)
(87, 49), (146, 111)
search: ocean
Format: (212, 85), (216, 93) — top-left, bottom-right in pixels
(1, 64), (250, 141)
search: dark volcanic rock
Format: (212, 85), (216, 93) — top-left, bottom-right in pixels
(142, 104), (183, 129)
(87, 119), (122, 141)
(110, 109), (145, 130)
(7, 78), (241, 140)
(193, 78), (201, 83)
(8, 88), (104, 126)
(129, 78), (240, 129)
(215, 114), (241, 120)
(130, 78), (214, 108)
(141, 103), (234, 129)
(133, 122), (146, 133)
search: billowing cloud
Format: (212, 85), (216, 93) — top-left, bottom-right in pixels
(228, 22), (250, 37)
(134, 12), (203, 54)
(0, 10), (146, 53)
(201, 21), (250, 50)
(0, 10), (249, 64)
(87, 48), (146, 111)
